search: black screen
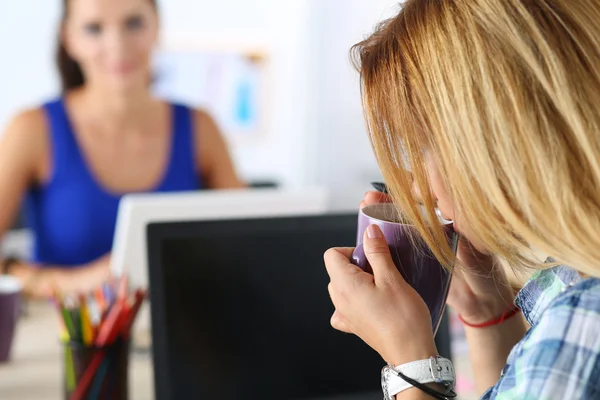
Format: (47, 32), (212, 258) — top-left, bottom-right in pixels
(147, 214), (385, 400)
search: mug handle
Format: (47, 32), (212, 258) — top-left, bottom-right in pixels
(351, 244), (373, 274)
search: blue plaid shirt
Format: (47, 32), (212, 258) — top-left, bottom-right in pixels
(481, 265), (600, 399)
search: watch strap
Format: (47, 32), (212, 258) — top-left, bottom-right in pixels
(382, 356), (455, 399)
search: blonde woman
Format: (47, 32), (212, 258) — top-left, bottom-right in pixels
(324, 0), (600, 399)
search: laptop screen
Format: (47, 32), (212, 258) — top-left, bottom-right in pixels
(147, 214), (385, 400)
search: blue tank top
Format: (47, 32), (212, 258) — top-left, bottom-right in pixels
(25, 98), (201, 267)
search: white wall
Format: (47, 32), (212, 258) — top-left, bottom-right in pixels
(0, 1), (60, 128)
(307, 0), (400, 187)
(157, 0), (313, 187)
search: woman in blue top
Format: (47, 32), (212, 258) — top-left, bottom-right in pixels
(0, 0), (244, 297)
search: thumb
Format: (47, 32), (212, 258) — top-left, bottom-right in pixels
(363, 225), (402, 285)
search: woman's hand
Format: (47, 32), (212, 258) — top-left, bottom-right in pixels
(359, 191), (527, 393)
(446, 239), (515, 324)
(325, 225), (437, 366)
(362, 191), (514, 324)
(10, 253), (112, 299)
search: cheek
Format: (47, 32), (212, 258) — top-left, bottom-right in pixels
(453, 218), (488, 253)
(131, 26), (157, 53)
(133, 38), (154, 59)
(72, 39), (104, 66)
(426, 160), (455, 220)
(435, 195), (454, 222)
(122, 35), (154, 69)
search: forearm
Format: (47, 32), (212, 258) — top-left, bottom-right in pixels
(465, 313), (528, 394)
(7, 260), (109, 298)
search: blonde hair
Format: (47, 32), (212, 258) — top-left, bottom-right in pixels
(352, 0), (600, 276)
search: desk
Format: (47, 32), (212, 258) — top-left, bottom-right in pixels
(0, 301), (154, 400)
(0, 302), (477, 400)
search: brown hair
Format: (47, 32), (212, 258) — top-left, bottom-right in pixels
(57, 0), (158, 92)
(352, 0), (600, 275)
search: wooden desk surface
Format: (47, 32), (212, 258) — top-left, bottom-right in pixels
(0, 301), (154, 400)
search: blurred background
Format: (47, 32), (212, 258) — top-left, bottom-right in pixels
(0, 0), (406, 192)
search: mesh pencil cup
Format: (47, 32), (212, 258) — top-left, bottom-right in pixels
(63, 339), (130, 400)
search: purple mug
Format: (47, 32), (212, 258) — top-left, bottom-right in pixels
(0, 275), (22, 363)
(352, 203), (458, 334)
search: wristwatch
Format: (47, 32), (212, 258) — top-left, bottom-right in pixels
(381, 356), (455, 400)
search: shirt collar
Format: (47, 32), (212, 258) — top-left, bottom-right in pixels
(515, 263), (581, 326)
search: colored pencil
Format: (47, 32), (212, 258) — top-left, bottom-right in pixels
(79, 295), (93, 346)
(51, 276), (145, 400)
(87, 358), (110, 400)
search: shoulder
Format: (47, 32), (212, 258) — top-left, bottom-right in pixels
(552, 277), (600, 307)
(1, 107), (49, 154)
(166, 102), (219, 138)
(190, 107), (219, 134)
(496, 279), (600, 399)
(529, 278), (600, 349)
(537, 278), (600, 332)
(166, 102), (212, 125)
(188, 107), (223, 149)
(0, 107), (50, 182)
(4, 107), (47, 135)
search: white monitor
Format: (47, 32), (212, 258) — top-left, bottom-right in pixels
(110, 188), (329, 288)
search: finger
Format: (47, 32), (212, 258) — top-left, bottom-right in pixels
(362, 225), (404, 286)
(364, 191), (392, 206)
(324, 248), (363, 281)
(324, 248), (372, 295)
(327, 282), (337, 305)
(333, 247), (355, 259)
(331, 311), (353, 334)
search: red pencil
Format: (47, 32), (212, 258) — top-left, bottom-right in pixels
(123, 290), (146, 338)
(69, 351), (104, 400)
(95, 302), (126, 346)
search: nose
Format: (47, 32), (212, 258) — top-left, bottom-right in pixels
(103, 27), (131, 59)
(411, 179), (452, 222)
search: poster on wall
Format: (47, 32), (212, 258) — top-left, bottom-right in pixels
(153, 44), (268, 140)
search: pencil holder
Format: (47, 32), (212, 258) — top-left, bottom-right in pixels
(63, 339), (130, 400)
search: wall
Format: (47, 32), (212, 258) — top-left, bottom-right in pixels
(0, 1), (60, 128)
(158, 0), (313, 187)
(306, 0), (400, 191)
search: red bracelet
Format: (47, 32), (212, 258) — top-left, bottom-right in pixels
(459, 304), (521, 328)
